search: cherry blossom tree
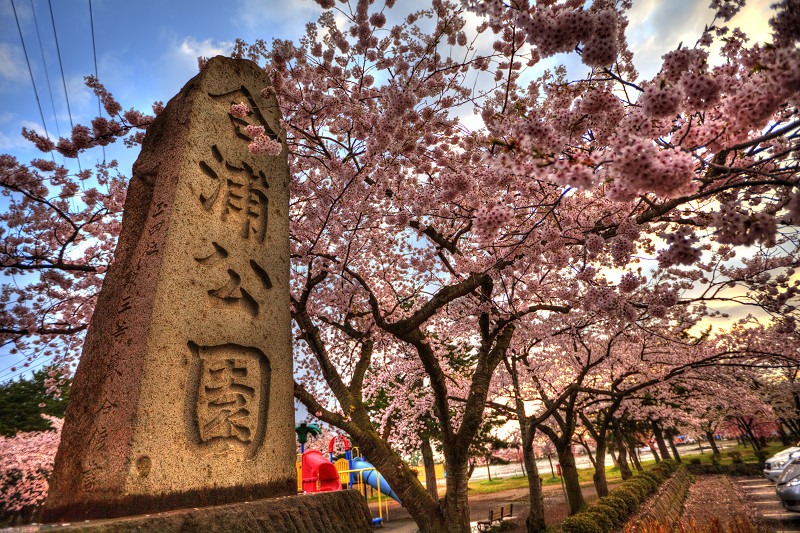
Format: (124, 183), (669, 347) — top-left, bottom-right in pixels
(1, 0), (799, 531)
(0, 417), (61, 524)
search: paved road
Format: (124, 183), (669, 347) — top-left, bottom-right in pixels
(469, 441), (738, 482)
(734, 477), (800, 532)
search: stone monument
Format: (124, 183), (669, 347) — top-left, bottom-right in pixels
(43, 56), (296, 522)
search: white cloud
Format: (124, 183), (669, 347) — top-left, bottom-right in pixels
(20, 119), (46, 136)
(178, 37), (233, 61)
(0, 43), (26, 82)
(157, 37), (234, 97)
(0, 119), (45, 151)
(626, 0), (775, 81)
(0, 129), (31, 151)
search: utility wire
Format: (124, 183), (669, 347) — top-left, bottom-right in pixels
(88, 0), (105, 162)
(30, 0), (61, 141)
(0, 357), (50, 383)
(47, 0), (81, 171)
(11, 0), (55, 163)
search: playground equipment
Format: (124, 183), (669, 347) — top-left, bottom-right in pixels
(295, 430), (404, 526)
(301, 449), (342, 493)
(326, 436), (399, 501)
(350, 458), (400, 502)
(295, 422), (322, 454)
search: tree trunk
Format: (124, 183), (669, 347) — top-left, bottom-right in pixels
(522, 427), (546, 533)
(592, 435), (609, 498)
(556, 443), (585, 514)
(705, 429), (720, 455)
(668, 437), (682, 463)
(612, 423), (632, 480)
(778, 422), (793, 446)
(649, 442), (661, 462)
(467, 457), (476, 479)
(421, 435), (439, 501)
(651, 419), (672, 461)
(441, 454), (472, 533)
(356, 435), (450, 533)
(626, 439), (643, 472)
(608, 442), (619, 469)
(547, 453), (556, 478)
(485, 457), (492, 482)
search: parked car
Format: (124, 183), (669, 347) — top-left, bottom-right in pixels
(776, 456), (800, 512)
(764, 445), (800, 483)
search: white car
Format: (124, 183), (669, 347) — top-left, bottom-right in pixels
(764, 446), (800, 483)
(776, 457), (800, 512)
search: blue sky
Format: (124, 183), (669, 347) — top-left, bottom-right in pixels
(0, 0), (328, 170)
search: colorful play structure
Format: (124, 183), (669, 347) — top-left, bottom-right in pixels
(297, 433), (400, 526)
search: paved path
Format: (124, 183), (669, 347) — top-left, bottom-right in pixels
(734, 477), (800, 532)
(373, 479), (618, 532)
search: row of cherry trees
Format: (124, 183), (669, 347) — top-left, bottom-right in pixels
(1, 0), (799, 531)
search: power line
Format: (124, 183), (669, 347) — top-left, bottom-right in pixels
(47, 0), (81, 171)
(30, 0), (62, 140)
(88, 0), (105, 162)
(0, 357), (50, 383)
(10, 0), (55, 163)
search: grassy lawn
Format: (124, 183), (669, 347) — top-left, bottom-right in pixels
(465, 439), (786, 496)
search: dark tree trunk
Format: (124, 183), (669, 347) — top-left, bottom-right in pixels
(592, 435), (609, 498)
(421, 435), (439, 501)
(649, 442), (661, 463)
(783, 417), (800, 439)
(556, 443), (585, 514)
(705, 429), (720, 455)
(668, 437), (682, 463)
(626, 439), (643, 472)
(608, 442), (619, 469)
(613, 423), (633, 480)
(521, 426), (546, 533)
(778, 422), (793, 446)
(547, 453), (556, 478)
(737, 418), (763, 451)
(356, 435), (450, 533)
(651, 419), (672, 461)
(467, 457), (476, 479)
(441, 453), (472, 533)
(485, 457), (492, 482)
(581, 439), (596, 469)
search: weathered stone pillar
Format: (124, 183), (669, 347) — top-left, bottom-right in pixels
(43, 56), (294, 522)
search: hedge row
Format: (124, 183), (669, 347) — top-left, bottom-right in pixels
(557, 460), (681, 533)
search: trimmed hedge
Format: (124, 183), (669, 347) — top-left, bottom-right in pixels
(553, 460), (680, 533)
(591, 502), (625, 527)
(560, 513), (604, 533)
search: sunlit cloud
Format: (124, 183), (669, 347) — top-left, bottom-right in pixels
(158, 37), (234, 96)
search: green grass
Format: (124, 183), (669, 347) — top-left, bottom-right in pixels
(468, 475), (531, 494)
(465, 439), (787, 496)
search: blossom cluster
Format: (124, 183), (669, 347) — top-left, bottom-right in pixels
(0, 418), (61, 513)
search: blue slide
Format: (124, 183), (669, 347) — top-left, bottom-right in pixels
(350, 458), (400, 502)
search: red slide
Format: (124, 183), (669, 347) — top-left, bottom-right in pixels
(301, 450), (342, 493)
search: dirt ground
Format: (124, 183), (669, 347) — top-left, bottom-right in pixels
(374, 479), (621, 532)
